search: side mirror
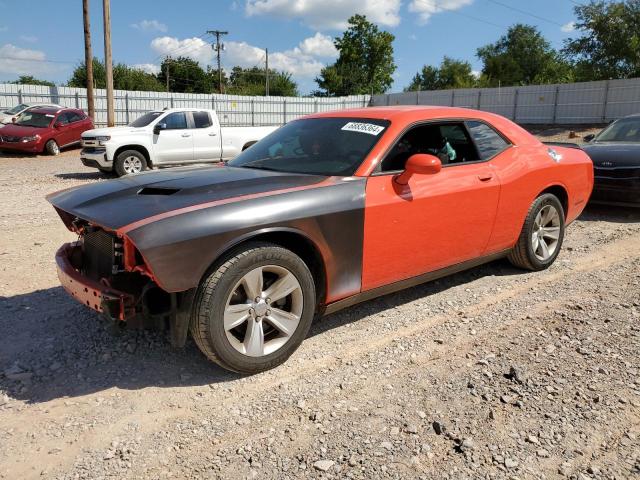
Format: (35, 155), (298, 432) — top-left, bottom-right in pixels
(153, 122), (167, 135)
(583, 134), (596, 143)
(395, 154), (442, 185)
(54, 121), (62, 129)
(11, 117), (16, 123)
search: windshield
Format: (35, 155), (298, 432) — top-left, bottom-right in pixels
(129, 111), (163, 127)
(5, 103), (29, 115)
(595, 118), (640, 142)
(228, 117), (390, 176)
(14, 111), (54, 128)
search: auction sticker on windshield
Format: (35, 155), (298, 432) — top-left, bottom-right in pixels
(341, 122), (385, 136)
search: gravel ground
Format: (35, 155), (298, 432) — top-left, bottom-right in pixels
(1, 129), (639, 479)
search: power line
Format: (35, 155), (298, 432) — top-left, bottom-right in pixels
(484, 0), (565, 27)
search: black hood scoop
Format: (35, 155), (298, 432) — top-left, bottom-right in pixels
(138, 187), (181, 196)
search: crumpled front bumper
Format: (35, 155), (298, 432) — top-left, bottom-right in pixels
(55, 242), (135, 320)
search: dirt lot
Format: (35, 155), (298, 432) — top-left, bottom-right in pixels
(1, 129), (639, 479)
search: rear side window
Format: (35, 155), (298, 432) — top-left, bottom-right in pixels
(66, 111), (84, 123)
(467, 121), (510, 159)
(163, 112), (188, 130)
(192, 111), (213, 128)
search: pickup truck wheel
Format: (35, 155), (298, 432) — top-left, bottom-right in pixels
(508, 193), (565, 271)
(45, 140), (60, 156)
(191, 242), (316, 374)
(114, 150), (147, 176)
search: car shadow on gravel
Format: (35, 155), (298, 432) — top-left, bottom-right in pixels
(310, 257), (521, 339)
(579, 204), (640, 223)
(1, 258), (522, 404)
(0, 287), (241, 404)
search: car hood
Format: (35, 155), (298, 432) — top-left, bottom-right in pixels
(82, 126), (148, 138)
(582, 142), (640, 167)
(47, 166), (332, 232)
(0, 123), (47, 137)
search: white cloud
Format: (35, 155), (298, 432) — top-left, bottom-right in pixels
(245, 0), (402, 30)
(298, 33), (337, 58)
(150, 33), (337, 79)
(150, 36), (214, 64)
(561, 21), (576, 33)
(132, 63), (161, 75)
(19, 35), (38, 43)
(131, 19), (168, 33)
(0, 43), (59, 76)
(408, 0), (474, 24)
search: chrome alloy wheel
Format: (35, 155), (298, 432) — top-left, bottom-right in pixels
(224, 265), (303, 357)
(122, 155), (143, 174)
(532, 205), (561, 261)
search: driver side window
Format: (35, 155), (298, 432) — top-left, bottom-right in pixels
(379, 122), (480, 173)
(163, 112), (188, 130)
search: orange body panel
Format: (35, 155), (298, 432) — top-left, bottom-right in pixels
(307, 106), (593, 295)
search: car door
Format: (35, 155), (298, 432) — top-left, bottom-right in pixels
(361, 121), (501, 291)
(190, 111), (223, 161)
(65, 111), (86, 145)
(152, 111), (194, 164)
(52, 112), (76, 147)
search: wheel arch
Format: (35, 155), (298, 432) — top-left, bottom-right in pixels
(201, 227), (328, 308)
(537, 184), (569, 219)
(114, 144), (152, 166)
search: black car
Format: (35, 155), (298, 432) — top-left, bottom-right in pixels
(583, 114), (640, 206)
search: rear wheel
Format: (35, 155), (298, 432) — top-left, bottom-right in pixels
(114, 150), (147, 176)
(45, 140), (60, 156)
(508, 193), (565, 271)
(191, 243), (316, 374)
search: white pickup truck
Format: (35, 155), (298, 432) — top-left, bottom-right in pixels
(80, 108), (278, 176)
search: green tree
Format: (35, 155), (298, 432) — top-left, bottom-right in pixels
(406, 57), (477, 91)
(157, 57), (213, 93)
(68, 57), (164, 91)
(563, 0), (640, 81)
(226, 66), (298, 96)
(10, 75), (55, 86)
(477, 24), (574, 86)
(315, 14), (396, 96)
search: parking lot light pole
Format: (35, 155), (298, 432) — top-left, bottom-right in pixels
(103, 0), (115, 127)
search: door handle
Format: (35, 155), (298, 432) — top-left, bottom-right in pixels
(181, 133), (191, 138)
(208, 132), (218, 136)
(478, 173), (493, 182)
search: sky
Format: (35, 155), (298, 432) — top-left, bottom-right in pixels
(0, 0), (581, 94)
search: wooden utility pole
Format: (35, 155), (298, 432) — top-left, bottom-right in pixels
(102, 0), (115, 126)
(265, 48), (269, 96)
(82, 0), (95, 120)
(165, 58), (170, 92)
(207, 30), (228, 94)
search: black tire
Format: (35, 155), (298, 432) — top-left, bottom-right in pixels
(45, 139), (60, 156)
(114, 150), (148, 177)
(508, 193), (565, 271)
(191, 242), (316, 374)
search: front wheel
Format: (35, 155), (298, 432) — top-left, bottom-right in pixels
(191, 243), (316, 374)
(45, 139), (60, 156)
(114, 150), (147, 176)
(508, 193), (565, 271)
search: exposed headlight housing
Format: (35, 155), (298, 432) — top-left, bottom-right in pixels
(21, 134), (40, 143)
(95, 135), (111, 146)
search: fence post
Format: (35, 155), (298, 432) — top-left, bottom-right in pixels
(477, 90), (482, 110)
(314, 99), (318, 113)
(363, 96), (368, 108)
(416, 90), (420, 105)
(283, 99), (287, 125)
(451, 90), (455, 107)
(552, 85), (560, 124)
(170, 94), (174, 108)
(602, 80), (611, 122)
(75, 92), (79, 108)
(125, 93), (130, 124)
(512, 88), (519, 121)
(251, 98), (255, 127)
(18, 89), (22, 104)
(386, 94), (391, 106)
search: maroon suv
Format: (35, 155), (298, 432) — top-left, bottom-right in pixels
(0, 107), (94, 155)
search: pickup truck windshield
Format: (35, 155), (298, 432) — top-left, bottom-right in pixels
(228, 117), (390, 176)
(129, 111), (163, 127)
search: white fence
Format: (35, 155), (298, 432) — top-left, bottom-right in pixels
(371, 78), (640, 124)
(0, 83), (370, 127)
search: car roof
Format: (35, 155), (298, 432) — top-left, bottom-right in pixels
(27, 106), (77, 115)
(306, 105), (539, 146)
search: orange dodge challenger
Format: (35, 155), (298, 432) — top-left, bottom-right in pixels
(48, 107), (594, 374)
